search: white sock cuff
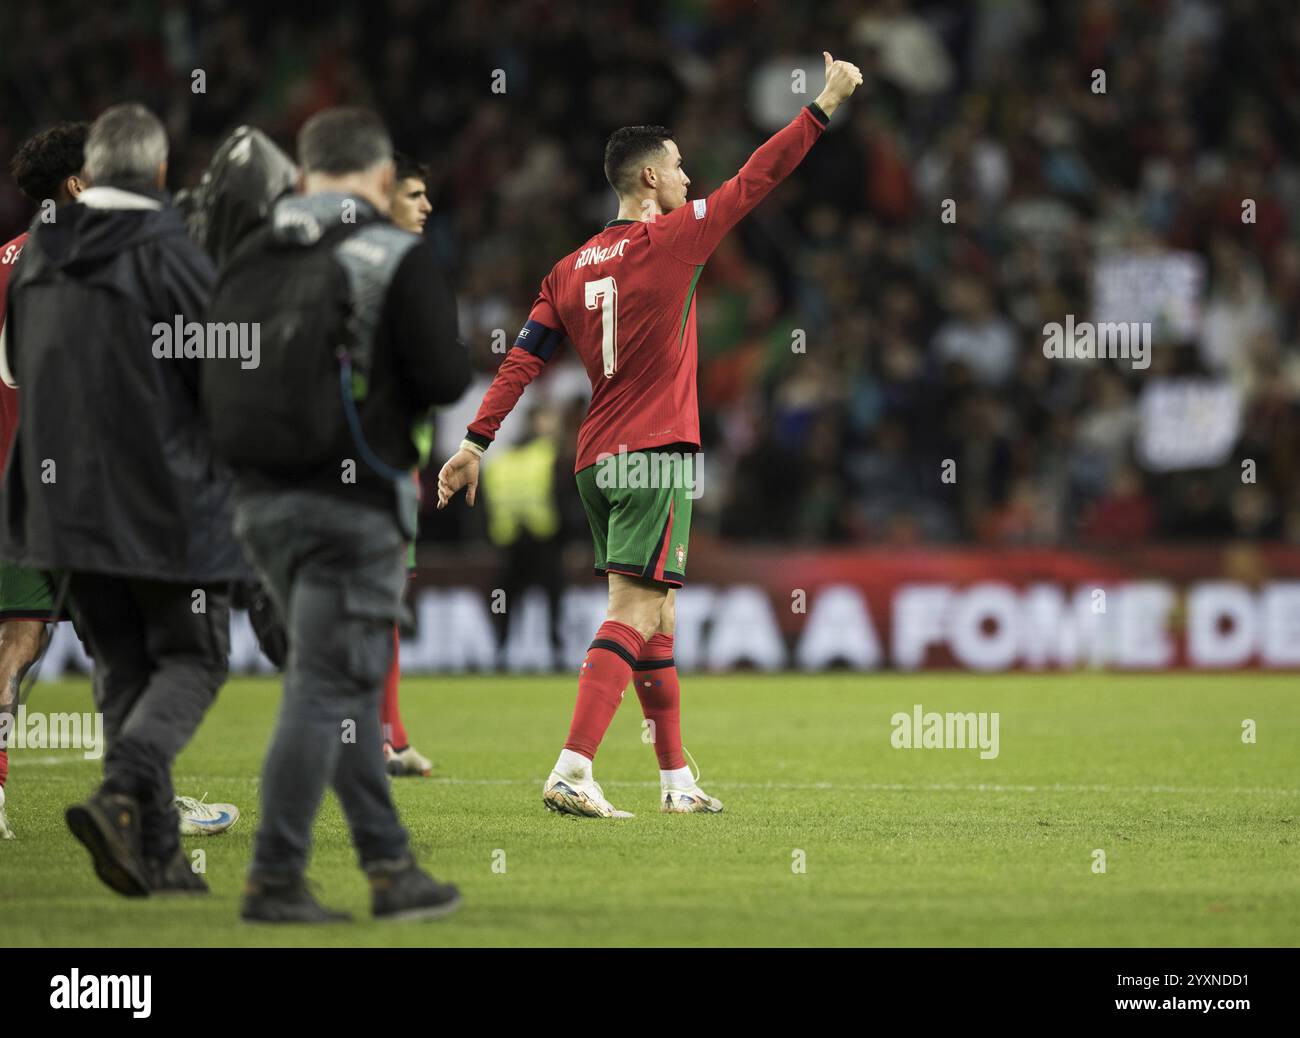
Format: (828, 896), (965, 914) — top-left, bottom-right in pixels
(661, 765), (693, 788)
(557, 748), (593, 778)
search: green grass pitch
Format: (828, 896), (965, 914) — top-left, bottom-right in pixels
(2, 673), (1297, 946)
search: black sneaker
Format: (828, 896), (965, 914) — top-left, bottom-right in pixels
(368, 858), (461, 922)
(240, 874), (351, 924)
(147, 848), (210, 896)
(65, 792), (150, 898)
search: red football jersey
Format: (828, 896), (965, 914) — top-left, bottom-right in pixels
(0, 232), (28, 475)
(468, 104), (829, 472)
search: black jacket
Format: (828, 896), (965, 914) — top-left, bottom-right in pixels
(0, 186), (250, 583)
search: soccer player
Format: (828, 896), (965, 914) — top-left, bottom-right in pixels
(0, 123), (86, 839)
(378, 151), (436, 777)
(390, 151), (432, 235)
(438, 53), (863, 817)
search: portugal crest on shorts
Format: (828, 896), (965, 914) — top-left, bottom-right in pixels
(675, 543), (686, 569)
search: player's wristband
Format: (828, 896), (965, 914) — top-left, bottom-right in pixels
(459, 438), (486, 458)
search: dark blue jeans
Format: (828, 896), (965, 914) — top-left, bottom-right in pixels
(233, 490), (409, 878)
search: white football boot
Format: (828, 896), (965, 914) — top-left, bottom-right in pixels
(384, 742), (434, 777)
(661, 750), (724, 814)
(176, 793), (240, 836)
(0, 784), (14, 839)
(543, 772), (634, 818)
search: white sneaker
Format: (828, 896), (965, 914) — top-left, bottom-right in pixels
(176, 793), (240, 836)
(661, 749), (724, 814)
(0, 784), (13, 839)
(543, 771), (634, 818)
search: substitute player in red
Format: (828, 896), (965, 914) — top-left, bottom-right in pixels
(379, 152), (436, 778)
(0, 123), (86, 839)
(438, 53), (862, 817)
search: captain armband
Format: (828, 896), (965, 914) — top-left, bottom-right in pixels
(513, 319), (563, 361)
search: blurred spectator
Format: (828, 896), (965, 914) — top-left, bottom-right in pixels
(5, 0), (1299, 547)
(931, 274), (1019, 387)
(1082, 464), (1156, 544)
(480, 406), (568, 652)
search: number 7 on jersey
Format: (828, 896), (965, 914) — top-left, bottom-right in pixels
(585, 276), (618, 378)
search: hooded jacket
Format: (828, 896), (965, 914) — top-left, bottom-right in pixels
(0, 185), (249, 583)
(176, 125), (297, 269)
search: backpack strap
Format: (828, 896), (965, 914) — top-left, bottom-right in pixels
(332, 224), (422, 395)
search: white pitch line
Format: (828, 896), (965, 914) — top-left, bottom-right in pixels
(13, 755), (92, 766)
(408, 777), (1300, 798)
(26, 759), (1300, 798)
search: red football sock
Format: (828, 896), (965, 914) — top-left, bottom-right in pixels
(379, 625), (408, 750)
(564, 620), (646, 761)
(0, 747), (8, 788)
(633, 633), (686, 770)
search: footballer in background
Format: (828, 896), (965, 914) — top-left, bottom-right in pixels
(438, 53), (863, 817)
(380, 151), (435, 777)
(0, 122), (237, 839)
(0, 122), (86, 839)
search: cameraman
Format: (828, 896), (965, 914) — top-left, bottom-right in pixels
(206, 108), (471, 924)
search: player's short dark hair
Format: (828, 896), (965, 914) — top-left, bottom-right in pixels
(394, 151), (429, 184)
(9, 121), (89, 202)
(297, 107), (392, 175)
(604, 125), (672, 196)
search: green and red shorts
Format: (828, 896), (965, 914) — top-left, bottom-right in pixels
(575, 446), (696, 588)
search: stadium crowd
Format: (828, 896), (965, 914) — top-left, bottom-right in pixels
(3, 0), (1298, 548)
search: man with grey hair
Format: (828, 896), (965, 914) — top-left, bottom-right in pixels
(0, 102), (247, 895)
(82, 102), (169, 192)
(202, 107), (470, 923)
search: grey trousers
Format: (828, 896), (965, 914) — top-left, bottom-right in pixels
(233, 490), (410, 877)
(68, 575), (230, 861)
